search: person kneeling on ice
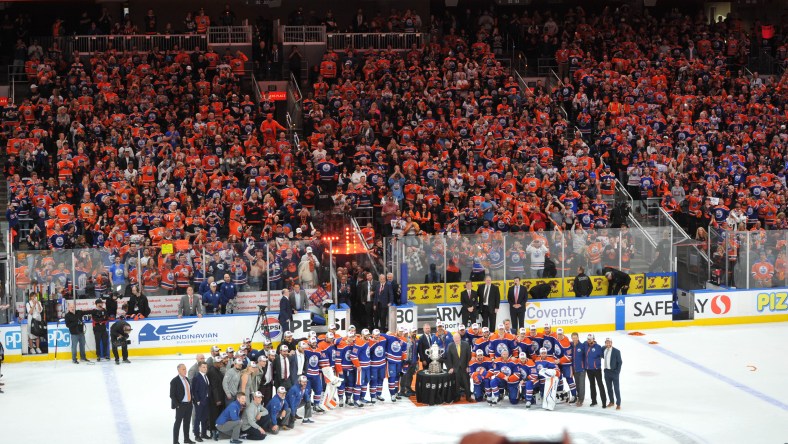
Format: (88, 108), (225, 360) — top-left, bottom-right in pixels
(240, 391), (274, 440)
(516, 352), (539, 408)
(265, 387), (291, 433)
(215, 392), (246, 443)
(285, 375), (314, 426)
(469, 349), (493, 402)
(488, 349), (521, 405)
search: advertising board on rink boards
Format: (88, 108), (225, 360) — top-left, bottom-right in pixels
(437, 296), (618, 333)
(1, 312), (293, 362)
(625, 288), (788, 329)
(408, 274), (653, 305)
(692, 289), (788, 324)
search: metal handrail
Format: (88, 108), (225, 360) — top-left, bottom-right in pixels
(351, 216), (381, 277)
(70, 33), (208, 53)
(548, 68), (571, 120)
(250, 71), (262, 102)
(281, 26), (326, 43)
(614, 179), (634, 210)
(289, 71), (302, 103)
(627, 214), (658, 249)
(207, 26), (253, 45)
(512, 64), (534, 96)
(658, 207), (710, 264)
(326, 33), (426, 51)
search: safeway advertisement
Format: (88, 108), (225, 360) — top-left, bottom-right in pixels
(695, 290), (788, 319)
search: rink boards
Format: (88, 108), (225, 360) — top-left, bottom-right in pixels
(3, 287), (788, 363)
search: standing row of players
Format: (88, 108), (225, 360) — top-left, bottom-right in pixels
(285, 322), (587, 410)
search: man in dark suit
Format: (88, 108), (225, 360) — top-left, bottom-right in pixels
(603, 338), (623, 410)
(207, 357), (226, 437)
(190, 362), (211, 441)
(507, 277), (527, 331)
(477, 276), (500, 328)
(357, 272), (375, 330)
(372, 274), (392, 330)
(460, 281), (478, 327)
(445, 332), (471, 401)
(269, 43), (282, 80)
(170, 363), (196, 444)
(416, 323), (438, 370)
(178, 286), (204, 318)
(273, 345), (298, 391)
(278, 288), (295, 333)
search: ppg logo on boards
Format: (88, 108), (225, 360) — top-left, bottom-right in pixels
(4, 331), (22, 350)
(48, 328), (71, 348)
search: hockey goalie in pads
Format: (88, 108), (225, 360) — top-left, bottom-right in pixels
(538, 367), (558, 411)
(321, 365), (343, 410)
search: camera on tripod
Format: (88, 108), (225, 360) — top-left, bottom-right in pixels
(258, 305), (267, 312)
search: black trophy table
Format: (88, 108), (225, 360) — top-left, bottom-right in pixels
(415, 370), (456, 405)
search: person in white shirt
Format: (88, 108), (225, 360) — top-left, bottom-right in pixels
(525, 239), (549, 278)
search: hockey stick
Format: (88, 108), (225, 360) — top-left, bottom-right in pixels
(54, 317), (62, 360)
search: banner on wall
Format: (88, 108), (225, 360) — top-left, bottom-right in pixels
(694, 289), (788, 320)
(645, 273), (673, 292)
(407, 273), (653, 305)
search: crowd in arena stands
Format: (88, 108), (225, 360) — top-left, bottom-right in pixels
(3, 5), (788, 297)
(5, 5), (275, 80)
(3, 25), (339, 300)
(299, 6), (786, 285)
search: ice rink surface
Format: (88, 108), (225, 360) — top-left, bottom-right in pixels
(2, 323), (787, 444)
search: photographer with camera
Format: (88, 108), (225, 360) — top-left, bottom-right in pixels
(109, 318), (133, 365)
(64, 302), (90, 364)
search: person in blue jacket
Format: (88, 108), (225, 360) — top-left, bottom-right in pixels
(215, 392), (246, 443)
(266, 386), (291, 433)
(285, 376), (313, 427)
(583, 334), (608, 408)
(571, 332), (587, 406)
(217, 274), (238, 314)
(202, 281), (221, 314)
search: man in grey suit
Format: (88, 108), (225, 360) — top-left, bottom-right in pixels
(445, 332), (472, 402)
(603, 338), (623, 410)
(291, 283), (309, 312)
(178, 287), (204, 318)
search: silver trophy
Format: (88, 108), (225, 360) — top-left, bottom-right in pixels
(427, 343), (445, 374)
